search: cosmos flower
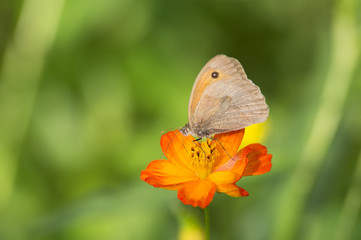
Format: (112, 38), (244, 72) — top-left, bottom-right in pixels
(140, 129), (272, 208)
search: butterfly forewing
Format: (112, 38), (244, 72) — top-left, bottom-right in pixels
(188, 55), (268, 137)
(188, 55), (248, 122)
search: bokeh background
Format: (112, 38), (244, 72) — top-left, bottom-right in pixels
(0, 0), (360, 239)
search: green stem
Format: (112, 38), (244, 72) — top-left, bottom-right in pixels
(204, 207), (210, 240)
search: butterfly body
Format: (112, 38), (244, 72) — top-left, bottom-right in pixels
(180, 54), (269, 138)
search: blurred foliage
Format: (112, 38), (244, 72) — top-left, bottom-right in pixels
(0, 0), (360, 239)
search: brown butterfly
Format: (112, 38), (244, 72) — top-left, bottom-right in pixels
(180, 54), (269, 138)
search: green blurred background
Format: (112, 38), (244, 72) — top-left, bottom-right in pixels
(0, 0), (360, 239)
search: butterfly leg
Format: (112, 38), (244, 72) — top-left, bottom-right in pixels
(191, 138), (207, 159)
(210, 137), (235, 161)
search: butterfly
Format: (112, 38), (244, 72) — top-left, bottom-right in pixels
(180, 54), (269, 138)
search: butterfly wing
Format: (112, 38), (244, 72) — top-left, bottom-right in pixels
(189, 55), (268, 136)
(188, 55), (248, 122)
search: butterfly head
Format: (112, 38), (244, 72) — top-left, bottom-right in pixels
(180, 123), (212, 139)
(180, 123), (190, 137)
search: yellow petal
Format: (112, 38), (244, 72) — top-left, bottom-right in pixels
(207, 171), (237, 185)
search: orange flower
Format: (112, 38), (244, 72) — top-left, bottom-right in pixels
(140, 129), (272, 208)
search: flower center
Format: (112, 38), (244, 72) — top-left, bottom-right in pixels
(189, 139), (219, 179)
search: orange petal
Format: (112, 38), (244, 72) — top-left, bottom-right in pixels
(140, 160), (198, 188)
(213, 129), (245, 168)
(217, 184), (249, 197)
(177, 180), (216, 209)
(207, 171), (237, 185)
(231, 157), (248, 180)
(242, 144), (272, 176)
(160, 130), (195, 173)
(214, 152), (248, 180)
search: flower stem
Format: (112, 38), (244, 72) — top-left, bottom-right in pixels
(204, 207), (210, 240)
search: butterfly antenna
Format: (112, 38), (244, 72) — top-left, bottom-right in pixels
(182, 136), (191, 159)
(160, 127), (179, 135)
